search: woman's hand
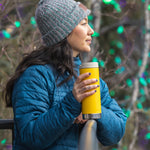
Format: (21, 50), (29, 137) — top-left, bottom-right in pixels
(72, 72), (99, 103)
(73, 113), (87, 124)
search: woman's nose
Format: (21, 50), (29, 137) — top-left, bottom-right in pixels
(88, 25), (94, 35)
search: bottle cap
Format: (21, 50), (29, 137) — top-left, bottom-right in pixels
(80, 62), (98, 69)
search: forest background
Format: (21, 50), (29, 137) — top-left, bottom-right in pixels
(0, 0), (150, 150)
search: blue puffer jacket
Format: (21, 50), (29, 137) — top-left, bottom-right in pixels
(12, 57), (127, 150)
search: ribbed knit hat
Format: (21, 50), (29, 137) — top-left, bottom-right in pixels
(35, 0), (91, 47)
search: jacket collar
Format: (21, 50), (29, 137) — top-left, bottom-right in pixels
(73, 56), (81, 75)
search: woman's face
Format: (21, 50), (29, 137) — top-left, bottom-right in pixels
(67, 17), (94, 57)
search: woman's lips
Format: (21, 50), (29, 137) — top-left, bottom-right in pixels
(86, 40), (92, 44)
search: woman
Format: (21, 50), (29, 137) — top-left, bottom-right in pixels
(4, 0), (127, 149)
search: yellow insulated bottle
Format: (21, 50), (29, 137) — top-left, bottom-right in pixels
(79, 62), (101, 119)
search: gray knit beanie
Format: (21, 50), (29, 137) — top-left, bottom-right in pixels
(35, 0), (91, 47)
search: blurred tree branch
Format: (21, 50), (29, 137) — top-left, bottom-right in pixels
(128, 1), (150, 150)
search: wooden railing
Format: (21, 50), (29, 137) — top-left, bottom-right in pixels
(78, 120), (99, 150)
(0, 119), (14, 142)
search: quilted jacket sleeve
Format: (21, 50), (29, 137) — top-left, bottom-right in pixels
(12, 65), (81, 149)
(96, 78), (127, 146)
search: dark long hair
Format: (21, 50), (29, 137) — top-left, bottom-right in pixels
(4, 38), (77, 107)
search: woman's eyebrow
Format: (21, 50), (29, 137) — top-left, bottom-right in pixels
(84, 18), (88, 21)
(82, 18), (88, 23)
(80, 18), (88, 23)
